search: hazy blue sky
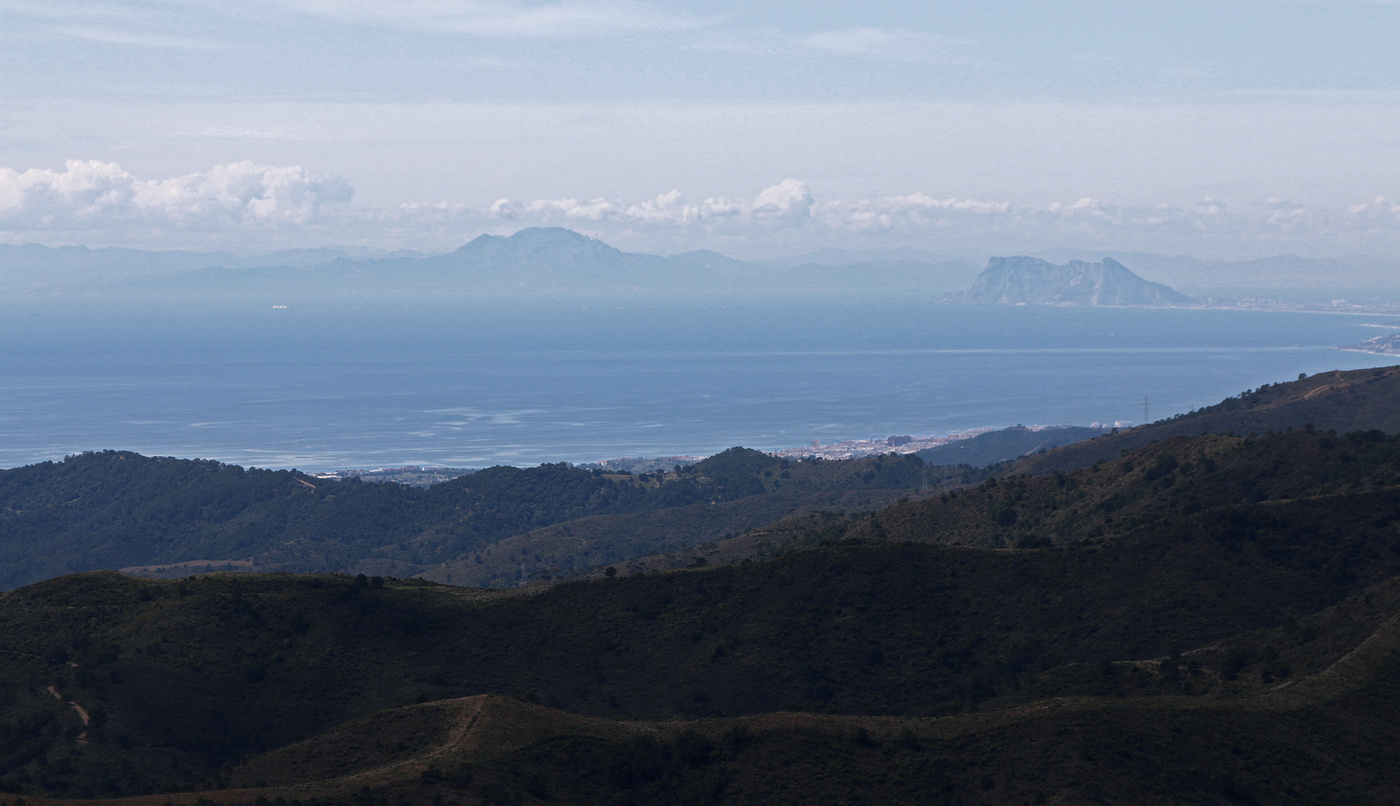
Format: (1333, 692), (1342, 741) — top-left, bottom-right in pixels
(2, 0), (1398, 257)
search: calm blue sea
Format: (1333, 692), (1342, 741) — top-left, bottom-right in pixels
(1, 298), (1395, 470)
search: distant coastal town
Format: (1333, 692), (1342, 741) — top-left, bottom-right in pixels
(1342, 330), (1400, 356)
(316, 421), (1135, 484)
(532, 425), (1104, 475)
(1204, 298), (1400, 316)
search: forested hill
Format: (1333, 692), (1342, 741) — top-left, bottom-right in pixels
(915, 424), (1109, 467)
(0, 448), (937, 591)
(859, 427), (1400, 548)
(1012, 363), (1400, 473)
(6, 364), (1400, 591)
(4, 421), (1400, 801)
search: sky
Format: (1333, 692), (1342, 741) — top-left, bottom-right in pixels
(2, 0), (1399, 258)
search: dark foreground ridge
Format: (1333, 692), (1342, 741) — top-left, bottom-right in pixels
(5, 362), (1400, 801)
(4, 500), (1400, 803)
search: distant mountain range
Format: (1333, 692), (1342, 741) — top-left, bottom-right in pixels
(4, 228), (1394, 303)
(0, 228), (980, 302)
(0, 241), (430, 295)
(1034, 248), (1400, 302)
(962, 256), (1194, 306)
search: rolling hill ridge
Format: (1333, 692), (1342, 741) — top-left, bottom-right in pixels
(1012, 364), (1400, 473)
(0, 447), (941, 591)
(4, 410), (1400, 801)
(4, 366), (1400, 802)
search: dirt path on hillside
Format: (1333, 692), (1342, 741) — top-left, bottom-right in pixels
(30, 615), (1400, 806)
(46, 684), (90, 742)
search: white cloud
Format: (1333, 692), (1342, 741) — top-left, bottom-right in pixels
(750, 178), (812, 225)
(490, 196), (620, 221)
(0, 160), (352, 232)
(477, 180), (1400, 256)
(6, 161), (1400, 259)
(263, 0), (715, 38)
(813, 193), (1010, 233)
(1348, 196), (1400, 217)
(489, 179), (814, 231)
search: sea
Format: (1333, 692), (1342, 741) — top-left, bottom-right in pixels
(2, 297), (1396, 471)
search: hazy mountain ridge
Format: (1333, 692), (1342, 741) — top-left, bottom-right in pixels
(1, 228), (980, 301)
(0, 242), (430, 294)
(409, 228), (687, 291)
(962, 255), (1194, 306)
(1035, 248), (1400, 300)
(10, 228), (1390, 303)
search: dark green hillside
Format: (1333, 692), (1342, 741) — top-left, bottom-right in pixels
(450, 654), (1400, 806)
(0, 454), (331, 587)
(0, 449), (934, 590)
(4, 448), (1400, 800)
(915, 425), (1109, 467)
(867, 428), (1400, 547)
(6, 371), (1400, 802)
(422, 487), (913, 587)
(154, 656), (1400, 806)
(418, 450), (934, 586)
(1014, 364), (1400, 472)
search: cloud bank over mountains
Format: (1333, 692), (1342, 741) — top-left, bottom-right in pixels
(0, 160), (352, 232)
(6, 2), (1398, 266)
(4, 160), (1399, 259)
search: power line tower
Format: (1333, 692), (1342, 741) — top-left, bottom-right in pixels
(1142, 395), (1150, 425)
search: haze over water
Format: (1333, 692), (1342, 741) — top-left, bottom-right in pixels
(2, 299), (1393, 471)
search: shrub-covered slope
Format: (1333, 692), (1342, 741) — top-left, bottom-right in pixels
(1012, 364), (1400, 473)
(867, 428), (1400, 547)
(915, 425), (1110, 467)
(6, 370), (1400, 802)
(0, 449), (932, 590)
(4, 431), (1400, 800)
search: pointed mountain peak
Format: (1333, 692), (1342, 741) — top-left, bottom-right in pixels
(454, 227), (618, 257)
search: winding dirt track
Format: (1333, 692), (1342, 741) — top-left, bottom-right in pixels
(20, 608), (1400, 806)
(45, 685), (91, 742)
